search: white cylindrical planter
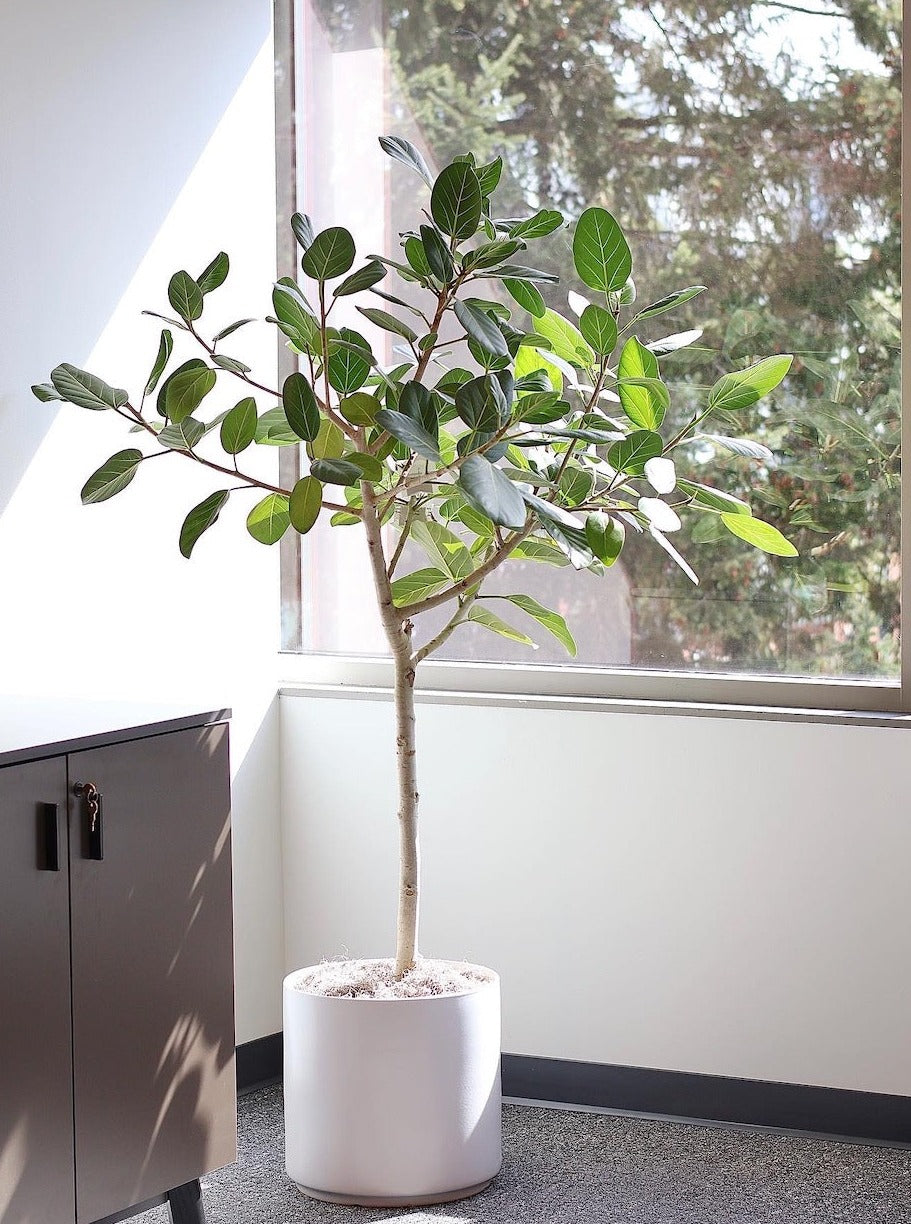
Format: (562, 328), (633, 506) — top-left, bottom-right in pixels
(283, 962), (502, 1207)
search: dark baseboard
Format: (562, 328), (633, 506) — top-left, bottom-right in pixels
(237, 1031), (283, 1094)
(235, 1033), (910, 1145)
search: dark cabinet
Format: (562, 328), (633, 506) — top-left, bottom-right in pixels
(0, 711), (236, 1224)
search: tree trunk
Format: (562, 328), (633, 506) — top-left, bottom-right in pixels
(392, 637), (419, 978)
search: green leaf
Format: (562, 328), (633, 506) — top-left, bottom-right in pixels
(515, 344), (563, 393)
(301, 227), (356, 281)
(327, 329), (372, 394)
(698, 434), (774, 463)
(378, 135), (433, 186)
(534, 309), (595, 366)
(392, 567), (452, 606)
(617, 338), (665, 429)
(631, 286), (706, 323)
(271, 284), (321, 350)
(468, 605), (535, 647)
(247, 493), (291, 544)
(333, 260), (387, 297)
(474, 155), (503, 196)
(144, 329), (173, 397)
(573, 208), (632, 292)
(345, 452), (385, 482)
(198, 252), (229, 294)
(608, 429), (663, 475)
(289, 475), (322, 534)
(410, 519), (473, 580)
(477, 263), (559, 284)
(164, 365), (217, 423)
(455, 374), (506, 432)
(307, 417), (346, 459)
(398, 383), (439, 434)
(355, 306), (418, 343)
(212, 318), (256, 344)
(80, 448), (143, 504)
(540, 519), (594, 569)
(159, 417), (205, 450)
(179, 490), (230, 558)
(464, 239), (524, 270)
(375, 408), (441, 462)
(584, 512), (625, 565)
(431, 161), (483, 239)
(454, 299), (508, 358)
(504, 278), (546, 318)
(211, 354), (250, 374)
(721, 514), (798, 557)
(31, 382), (62, 402)
(678, 479), (751, 515)
(309, 458), (362, 486)
(155, 358), (205, 419)
(254, 406), (297, 446)
(50, 364), (128, 411)
(504, 593), (576, 655)
(168, 270), (204, 322)
(511, 537), (569, 566)
(579, 304), (617, 355)
(339, 392), (381, 426)
(708, 356), (794, 414)
(281, 372), (320, 441)
(291, 212), (315, 251)
(458, 454), (526, 529)
(420, 224), (455, 282)
(509, 210), (563, 240)
(220, 397), (258, 454)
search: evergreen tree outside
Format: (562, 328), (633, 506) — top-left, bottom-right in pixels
(308, 0), (901, 677)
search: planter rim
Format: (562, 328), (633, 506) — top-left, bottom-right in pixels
(283, 959), (499, 1002)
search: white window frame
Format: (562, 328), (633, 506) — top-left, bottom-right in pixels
(273, 0), (909, 717)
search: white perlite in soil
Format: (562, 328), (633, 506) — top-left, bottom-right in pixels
(293, 958), (494, 1000)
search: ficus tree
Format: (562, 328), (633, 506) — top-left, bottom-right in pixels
(34, 136), (797, 978)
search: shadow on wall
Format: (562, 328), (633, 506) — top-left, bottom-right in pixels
(0, 0), (270, 513)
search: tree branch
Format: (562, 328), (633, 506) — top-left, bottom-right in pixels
(399, 519), (534, 617)
(413, 588), (479, 664)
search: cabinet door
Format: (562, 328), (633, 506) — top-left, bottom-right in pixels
(69, 725), (236, 1224)
(0, 757), (75, 1224)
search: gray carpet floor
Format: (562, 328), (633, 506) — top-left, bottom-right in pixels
(136, 1084), (910, 1223)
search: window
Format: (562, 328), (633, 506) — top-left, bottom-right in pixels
(276, 0), (902, 701)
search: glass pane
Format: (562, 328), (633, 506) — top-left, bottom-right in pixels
(291, 0), (901, 679)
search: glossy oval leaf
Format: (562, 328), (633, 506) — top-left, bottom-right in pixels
(355, 305), (418, 343)
(375, 408), (441, 462)
(307, 417), (347, 460)
(534, 309), (594, 366)
(246, 493), (291, 545)
(505, 593), (576, 655)
(333, 260), (387, 297)
(164, 365), (217, 424)
(391, 567), (451, 607)
(167, 270), (203, 322)
(271, 284), (321, 351)
(80, 449), (143, 505)
(573, 207), (632, 292)
(579, 304), (618, 356)
(301, 227), (356, 281)
(378, 134), (433, 186)
(632, 285), (706, 323)
(51, 364), (128, 411)
(458, 454), (526, 529)
(291, 212), (315, 251)
(144, 329), (173, 397)
(677, 478), (751, 515)
(309, 458), (363, 486)
(585, 512), (625, 565)
(608, 429), (663, 475)
(504, 277), (546, 318)
(198, 252), (229, 295)
(431, 161), (483, 239)
(282, 372), (320, 441)
(220, 397), (258, 454)
(721, 513), (798, 556)
(509, 209), (564, 240)
(468, 605), (536, 648)
(420, 224), (454, 283)
(327, 329), (372, 394)
(617, 337), (665, 429)
(213, 318), (256, 344)
(159, 417), (205, 450)
(708, 356), (794, 414)
(179, 490), (230, 558)
(340, 392), (381, 426)
(453, 299), (508, 358)
(289, 475), (323, 534)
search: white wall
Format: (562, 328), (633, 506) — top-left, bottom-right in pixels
(281, 691), (911, 1097)
(0, 0), (284, 1042)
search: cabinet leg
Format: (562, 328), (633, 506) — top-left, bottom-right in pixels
(166, 1179), (206, 1224)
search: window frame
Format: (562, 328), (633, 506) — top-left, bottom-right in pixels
(273, 0), (909, 716)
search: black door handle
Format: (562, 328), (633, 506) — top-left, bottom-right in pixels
(39, 803), (60, 871)
(74, 781), (104, 861)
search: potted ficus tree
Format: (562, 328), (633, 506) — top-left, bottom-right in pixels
(33, 135), (797, 1207)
